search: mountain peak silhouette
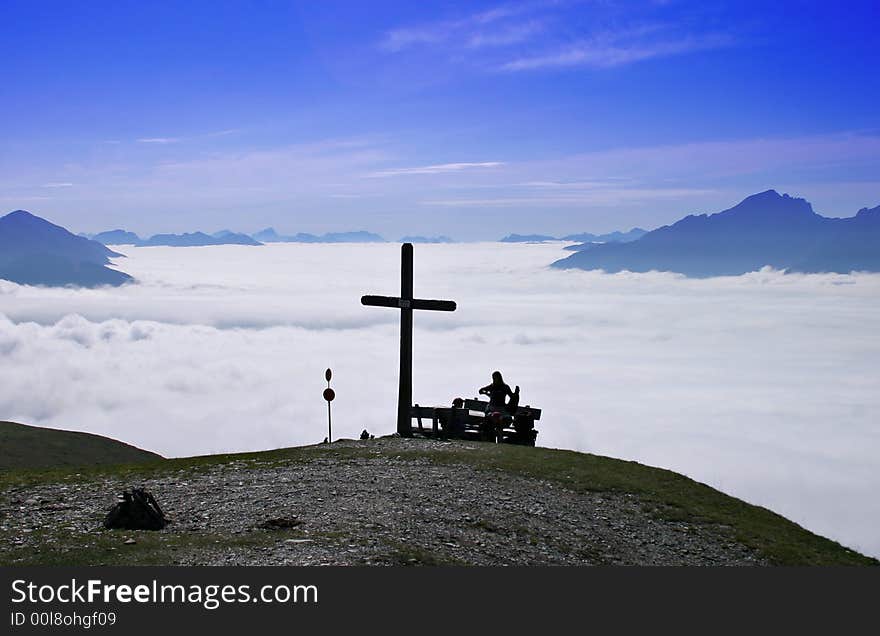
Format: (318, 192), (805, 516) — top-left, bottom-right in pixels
(5, 209), (43, 224)
(0, 210), (132, 286)
(714, 189), (818, 224)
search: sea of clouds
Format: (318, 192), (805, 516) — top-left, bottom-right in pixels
(1, 242), (878, 557)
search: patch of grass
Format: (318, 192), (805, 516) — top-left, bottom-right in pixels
(0, 527), (300, 567)
(0, 421), (162, 471)
(381, 541), (466, 566)
(0, 440), (361, 490)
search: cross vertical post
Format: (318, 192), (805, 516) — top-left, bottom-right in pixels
(397, 243), (414, 437)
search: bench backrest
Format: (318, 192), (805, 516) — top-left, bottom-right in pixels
(410, 405), (439, 418)
(463, 398), (541, 420)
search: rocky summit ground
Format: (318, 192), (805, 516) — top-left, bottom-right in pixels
(0, 438), (874, 566)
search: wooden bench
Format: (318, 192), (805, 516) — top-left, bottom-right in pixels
(411, 399), (541, 446)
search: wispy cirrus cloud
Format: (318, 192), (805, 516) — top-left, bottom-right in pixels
(137, 137), (181, 144)
(466, 20), (544, 49)
(381, 4), (734, 73)
(204, 128), (241, 138)
(501, 31), (733, 71)
(367, 161), (505, 178)
(40, 182), (74, 188)
(135, 129), (239, 145)
(421, 187), (716, 207)
(381, 4), (534, 52)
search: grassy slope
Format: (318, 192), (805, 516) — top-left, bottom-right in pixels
(0, 438), (875, 566)
(0, 421), (163, 470)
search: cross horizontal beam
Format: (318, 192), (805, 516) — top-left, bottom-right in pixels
(361, 295), (457, 312)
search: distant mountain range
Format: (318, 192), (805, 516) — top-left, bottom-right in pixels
(0, 210), (132, 287)
(501, 228), (648, 243)
(8, 190), (878, 287)
(78, 225), (464, 246)
(252, 228), (385, 243)
(399, 235), (454, 243)
(89, 229), (261, 247)
(553, 190), (880, 276)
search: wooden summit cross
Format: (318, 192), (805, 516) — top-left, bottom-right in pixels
(362, 243), (457, 437)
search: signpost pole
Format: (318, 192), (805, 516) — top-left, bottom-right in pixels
(323, 368), (335, 444)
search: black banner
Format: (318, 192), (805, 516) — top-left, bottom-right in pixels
(2, 566), (877, 633)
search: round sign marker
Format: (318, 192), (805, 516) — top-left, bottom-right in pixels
(323, 387), (336, 402)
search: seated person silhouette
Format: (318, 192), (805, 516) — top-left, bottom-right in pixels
(479, 371), (519, 412)
(478, 371), (520, 441)
(439, 397), (468, 438)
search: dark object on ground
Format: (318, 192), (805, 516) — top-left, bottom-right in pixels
(104, 488), (167, 530)
(258, 516), (301, 530)
(360, 429), (370, 440)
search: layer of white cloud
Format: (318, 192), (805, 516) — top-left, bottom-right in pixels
(1, 243), (878, 557)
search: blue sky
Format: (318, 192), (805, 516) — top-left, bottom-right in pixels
(1, 0), (879, 239)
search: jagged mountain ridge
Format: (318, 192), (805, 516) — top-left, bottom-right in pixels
(553, 190), (880, 276)
(90, 229), (261, 247)
(502, 228), (648, 244)
(252, 228), (385, 243)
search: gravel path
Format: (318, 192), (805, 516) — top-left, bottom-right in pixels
(0, 438), (765, 565)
